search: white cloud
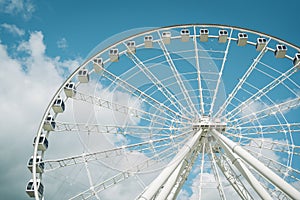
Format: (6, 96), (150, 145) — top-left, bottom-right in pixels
(179, 171), (245, 200)
(1, 23), (25, 36)
(0, 30), (81, 199)
(57, 37), (68, 49)
(18, 31), (45, 58)
(237, 94), (300, 122)
(0, 0), (35, 20)
(0, 29), (155, 199)
(95, 152), (162, 200)
(239, 100), (266, 119)
(190, 173), (220, 199)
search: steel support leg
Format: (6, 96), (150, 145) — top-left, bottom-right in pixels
(215, 153), (254, 200)
(166, 140), (205, 200)
(154, 160), (184, 200)
(212, 130), (272, 200)
(137, 130), (203, 200)
(211, 129), (300, 200)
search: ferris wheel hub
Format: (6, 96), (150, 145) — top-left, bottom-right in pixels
(192, 115), (226, 133)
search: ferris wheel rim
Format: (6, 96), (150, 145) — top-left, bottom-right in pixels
(30, 23), (300, 200)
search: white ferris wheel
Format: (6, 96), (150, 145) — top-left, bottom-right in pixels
(26, 24), (300, 200)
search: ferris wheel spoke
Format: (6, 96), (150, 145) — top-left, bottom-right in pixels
(53, 121), (189, 137)
(258, 60), (300, 90)
(227, 123), (300, 136)
(223, 64), (299, 120)
(253, 65), (299, 97)
(224, 133), (298, 156)
(43, 131), (192, 172)
(123, 45), (191, 118)
(215, 38), (271, 118)
(226, 123), (300, 137)
(193, 26), (205, 115)
(83, 158), (101, 200)
(232, 96), (300, 125)
(209, 28), (233, 117)
(72, 90), (188, 127)
(69, 171), (131, 200)
(101, 68), (190, 122)
(225, 82), (295, 153)
(157, 30), (199, 116)
(69, 135), (192, 200)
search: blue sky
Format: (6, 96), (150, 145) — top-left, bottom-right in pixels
(0, 0), (299, 199)
(1, 0), (299, 58)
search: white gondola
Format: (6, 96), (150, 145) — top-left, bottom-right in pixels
(162, 31), (171, 44)
(64, 82), (76, 98)
(275, 44), (287, 58)
(237, 32), (248, 46)
(26, 179), (44, 198)
(33, 134), (49, 151)
(256, 37), (267, 51)
(180, 29), (190, 42)
(144, 35), (153, 48)
(27, 156), (44, 173)
(126, 41), (136, 54)
(109, 48), (119, 62)
(218, 30), (228, 43)
(78, 69), (89, 83)
(93, 58), (103, 73)
(52, 96), (65, 113)
(199, 29), (209, 42)
(43, 114), (55, 131)
(293, 53), (300, 67)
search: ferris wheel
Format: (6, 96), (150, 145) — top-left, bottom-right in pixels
(26, 24), (300, 200)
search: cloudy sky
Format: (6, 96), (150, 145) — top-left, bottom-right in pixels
(0, 0), (299, 199)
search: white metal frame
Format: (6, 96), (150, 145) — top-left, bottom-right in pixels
(30, 24), (300, 200)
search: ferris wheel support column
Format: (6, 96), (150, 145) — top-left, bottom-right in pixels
(137, 129), (203, 200)
(212, 130), (272, 200)
(211, 129), (300, 200)
(154, 160), (184, 200)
